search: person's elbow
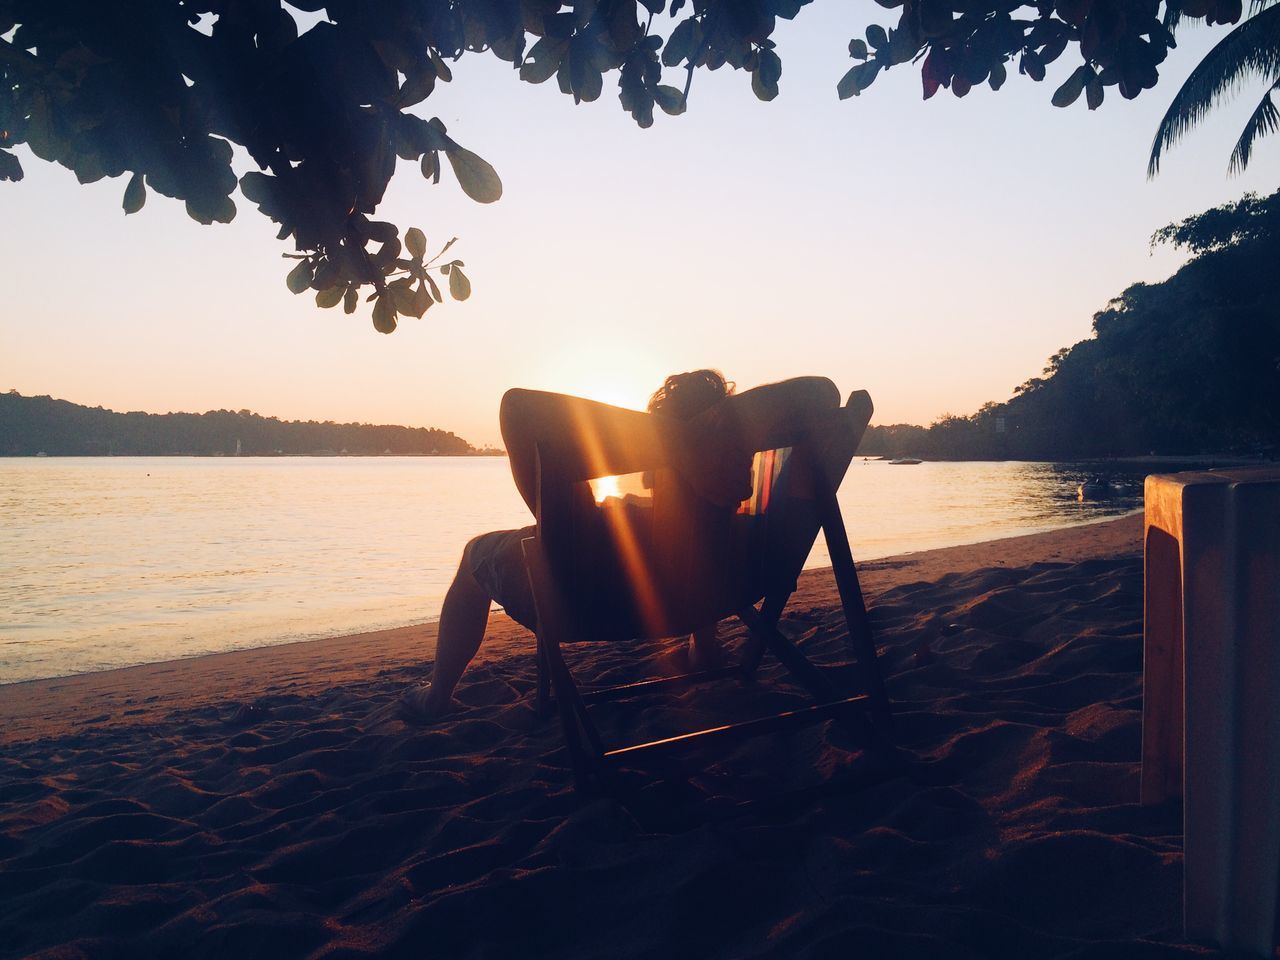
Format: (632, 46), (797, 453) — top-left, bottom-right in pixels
(783, 376), (840, 411)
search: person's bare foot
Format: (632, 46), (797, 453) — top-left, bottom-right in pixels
(396, 684), (458, 723)
(361, 684), (458, 730)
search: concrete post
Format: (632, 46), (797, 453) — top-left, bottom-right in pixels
(1141, 468), (1280, 957)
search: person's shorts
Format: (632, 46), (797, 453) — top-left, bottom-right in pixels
(466, 526), (539, 631)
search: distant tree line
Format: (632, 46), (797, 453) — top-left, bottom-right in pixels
(0, 393), (487, 457)
(858, 191), (1280, 461)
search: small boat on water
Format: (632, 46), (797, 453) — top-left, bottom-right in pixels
(888, 457), (923, 465)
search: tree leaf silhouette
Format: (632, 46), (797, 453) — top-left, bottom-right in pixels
(286, 260), (314, 294)
(372, 294), (398, 333)
(316, 286), (344, 308)
(449, 265), (472, 301)
(0, 150), (22, 182)
(420, 152), (440, 183)
(388, 277), (417, 312)
(123, 173), (146, 214)
(405, 227), (426, 259)
(446, 147), (503, 203)
(1052, 66), (1091, 106)
(654, 85), (687, 115)
(408, 281), (433, 317)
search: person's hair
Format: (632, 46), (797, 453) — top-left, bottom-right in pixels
(647, 369), (734, 420)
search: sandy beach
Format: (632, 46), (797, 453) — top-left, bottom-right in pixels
(2, 513), (1208, 959)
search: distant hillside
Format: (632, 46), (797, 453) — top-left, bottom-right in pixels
(0, 393), (486, 457)
(860, 190), (1280, 461)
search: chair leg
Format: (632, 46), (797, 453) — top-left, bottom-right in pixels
(816, 484), (893, 734)
(529, 626), (596, 786)
(739, 591), (790, 680)
(541, 629), (606, 759)
(739, 605), (836, 700)
(738, 605), (885, 748)
(551, 661), (593, 786)
(535, 632), (552, 717)
(523, 538), (606, 787)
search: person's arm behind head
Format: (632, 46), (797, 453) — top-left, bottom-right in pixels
(500, 377), (847, 516)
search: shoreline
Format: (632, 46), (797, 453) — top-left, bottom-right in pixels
(0, 513), (1142, 746)
(0, 507), (1142, 691)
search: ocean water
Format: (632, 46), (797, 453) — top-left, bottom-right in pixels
(0, 457), (1142, 683)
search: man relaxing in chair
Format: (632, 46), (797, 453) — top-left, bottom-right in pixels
(401, 371), (841, 720)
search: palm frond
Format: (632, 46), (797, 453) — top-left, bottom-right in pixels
(1250, 0), (1280, 17)
(1148, 3), (1280, 175)
(1228, 80), (1280, 171)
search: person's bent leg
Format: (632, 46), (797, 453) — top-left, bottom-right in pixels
(406, 540), (493, 718)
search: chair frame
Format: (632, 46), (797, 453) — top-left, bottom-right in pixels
(521, 393), (893, 790)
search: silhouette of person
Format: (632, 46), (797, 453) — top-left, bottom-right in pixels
(400, 372), (840, 719)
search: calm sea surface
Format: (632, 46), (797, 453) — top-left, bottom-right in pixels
(0, 457), (1142, 683)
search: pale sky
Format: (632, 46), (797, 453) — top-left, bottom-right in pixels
(3, 3), (1277, 448)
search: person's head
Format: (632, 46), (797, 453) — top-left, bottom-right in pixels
(647, 369), (733, 421)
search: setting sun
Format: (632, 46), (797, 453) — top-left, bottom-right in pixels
(533, 341), (666, 413)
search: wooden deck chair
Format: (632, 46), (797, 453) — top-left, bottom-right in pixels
(520, 389), (892, 790)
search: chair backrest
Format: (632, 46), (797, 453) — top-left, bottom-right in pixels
(534, 393), (871, 642)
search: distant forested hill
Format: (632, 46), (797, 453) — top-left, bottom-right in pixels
(861, 191), (1280, 461)
(0, 393), (481, 456)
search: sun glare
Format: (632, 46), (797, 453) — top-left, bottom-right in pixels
(535, 343), (661, 412)
(590, 474), (623, 503)
(563, 377), (646, 411)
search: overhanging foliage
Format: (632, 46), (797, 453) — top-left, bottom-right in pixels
(0, 0), (1237, 332)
